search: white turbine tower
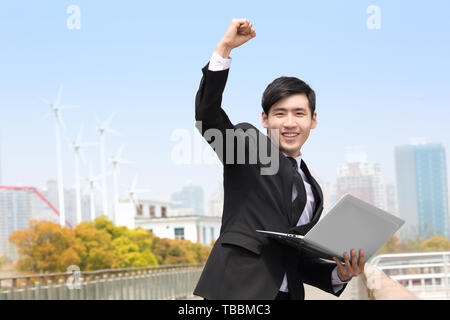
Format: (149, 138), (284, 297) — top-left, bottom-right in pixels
(42, 85), (78, 227)
(110, 145), (133, 224)
(67, 126), (97, 226)
(96, 113), (119, 220)
(82, 162), (104, 222)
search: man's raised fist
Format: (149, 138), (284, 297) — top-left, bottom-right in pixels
(219, 18), (256, 51)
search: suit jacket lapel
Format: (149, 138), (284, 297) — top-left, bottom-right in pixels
(258, 130), (300, 227)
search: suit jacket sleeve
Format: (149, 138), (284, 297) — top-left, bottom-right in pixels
(195, 62), (237, 165)
(297, 253), (348, 297)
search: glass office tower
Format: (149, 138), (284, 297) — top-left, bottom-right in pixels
(395, 143), (449, 239)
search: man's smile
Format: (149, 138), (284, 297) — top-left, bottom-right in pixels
(281, 132), (300, 141)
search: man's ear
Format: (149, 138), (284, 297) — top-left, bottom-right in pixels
(262, 111), (268, 128)
(311, 112), (317, 130)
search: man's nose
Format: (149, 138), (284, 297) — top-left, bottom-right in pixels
(283, 113), (297, 128)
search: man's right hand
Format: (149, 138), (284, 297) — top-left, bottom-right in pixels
(216, 18), (256, 59)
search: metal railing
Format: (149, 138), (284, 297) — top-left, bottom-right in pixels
(0, 264), (204, 300)
(3, 251), (449, 300)
(369, 251), (450, 300)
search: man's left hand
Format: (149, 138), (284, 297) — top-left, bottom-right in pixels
(333, 249), (365, 282)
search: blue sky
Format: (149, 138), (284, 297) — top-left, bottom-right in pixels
(0, 0), (449, 203)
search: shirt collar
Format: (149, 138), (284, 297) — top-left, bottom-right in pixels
(282, 150), (302, 169)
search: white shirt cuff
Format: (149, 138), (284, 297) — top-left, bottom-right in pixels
(331, 266), (349, 292)
(208, 51), (232, 71)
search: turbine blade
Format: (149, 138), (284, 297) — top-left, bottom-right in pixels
(118, 159), (134, 165)
(80, 142), (98, 148)
(79, 149), (87, 165)
(93, 173), (106, 181)
(55, 85), (63, 106)
(105, 127), (121, 136)
(77, 125), (84, 143)
(103, 112), (116, 128)
(95, 184), (103, 193)
(116, 145), (125, 159)
(104, 171), (113, 178)
(60, 104), (80, 110)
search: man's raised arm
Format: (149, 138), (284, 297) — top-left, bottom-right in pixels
(195, 18), (256, 133)
(194, 19), (256, 164)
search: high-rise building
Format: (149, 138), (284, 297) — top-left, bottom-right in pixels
(336, 146), (387, 211)
(64, 188), (76, 227)
(0, 186), (66, 260)
(207, 182), (224, 217)
(395, 142), (449, 239)
(42, 180), (58, 211)
(385, 183), (398, 216)
(170, 181), (204, 216)
(0, 188), (32, 260)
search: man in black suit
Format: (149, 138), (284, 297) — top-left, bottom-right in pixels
(193, 18), (365, 300)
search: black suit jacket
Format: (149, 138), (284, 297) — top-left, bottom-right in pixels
(193, 62), (347, 300)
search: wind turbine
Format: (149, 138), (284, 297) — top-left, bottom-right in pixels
(124, 175), (151, 205)
(41, 85), (79, 227)
(110, 145), (133, 224)
(95, 113), (119, 219)
(82, 162), (104, 222)
(66, 125), (97, 225)
(123, 175), (151, 218)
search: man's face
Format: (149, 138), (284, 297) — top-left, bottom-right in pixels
(261, 93), (317, 158)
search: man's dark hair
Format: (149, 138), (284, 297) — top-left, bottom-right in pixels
(261, 76), (316, 118)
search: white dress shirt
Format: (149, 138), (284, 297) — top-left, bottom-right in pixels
(208, 51), (349, 294)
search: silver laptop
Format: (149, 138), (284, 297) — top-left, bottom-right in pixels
(257, 193), (405, 262)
